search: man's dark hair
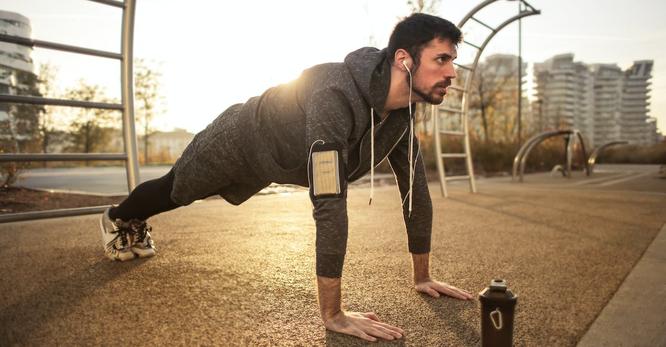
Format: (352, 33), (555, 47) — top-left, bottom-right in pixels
(387, 13), (462, 65)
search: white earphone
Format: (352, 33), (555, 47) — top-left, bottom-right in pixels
(402, 60), (411, 72)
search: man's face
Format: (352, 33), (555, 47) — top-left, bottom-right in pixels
(410, 38), (458, 105)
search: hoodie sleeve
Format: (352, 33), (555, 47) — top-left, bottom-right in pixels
(387, 133), (433, 254)
(305, 89), (353, 278)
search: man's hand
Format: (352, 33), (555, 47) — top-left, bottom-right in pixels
(324, 310), (404, 342)
(414, 279), (474, 300)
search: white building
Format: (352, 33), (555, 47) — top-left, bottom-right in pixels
(533, 54), (594, 140)
(590, 63), (623, 146)
(620, 60), (654, 145)
(0, 10), (36, 147)
(534, 54), (658, 147)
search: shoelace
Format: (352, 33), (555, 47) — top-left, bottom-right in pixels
(113, 219), (132, 248)
(129, 220), (151, 243)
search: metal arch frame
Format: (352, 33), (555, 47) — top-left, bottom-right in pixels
(587, 141), (628, 174)
(511, 129), (589, 182)
(433, 0), (540, 197)
(0, 0), (139, 223)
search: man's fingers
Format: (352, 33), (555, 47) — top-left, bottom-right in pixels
(440, 287), (468, 300)
(363, 312), (380, 321)
(355, 330), (377, 342)
(374, 321), (405, 335)
(426, 287), (441, 298)
(373, 323), (403, 338)
(430, 282), (473, 300)
(366, 326), (396, 340)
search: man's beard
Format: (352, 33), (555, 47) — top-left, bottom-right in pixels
(408, 66), (451, 105)
(412, 80), (451, 104)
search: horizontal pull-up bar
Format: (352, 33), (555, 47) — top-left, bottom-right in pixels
(0, 33), (122, 60)
(0, 94), (123, 110)
(0, 206), (110, 224)
(87, 0), (125, 8)
(0, 153), (127, 163)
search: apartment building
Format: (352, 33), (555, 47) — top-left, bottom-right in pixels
(534, 54), (658, 147)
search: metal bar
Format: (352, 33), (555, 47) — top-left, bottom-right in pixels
(446, 175), (470, 181)
(469, 16), (497, 33)
(0, 206), (111, 224)
(518, 130), (574, 182)
(517, 0), (523, 146)
(574, 130), (590, 176)
(520, 0), (538, 13)
(0, 153), (127, 162)
(121, 0), (140, 191)
(565, 133), (573, 178)
(587, 141), (628, 174)
(0, 33), (122, 60)
(448, 85), (466, 93)
(463, 40), (482, 50)
(512, 130), (570, 180)
(440, 106), (463, 113)
(87, 0), (125, 8)
(442, 153), (467, 158)
(454, 62), (473, 71)
(431, 104), (448, 197)
(440, 130), (465, 136)
(0, 94), (123, 110)
(458, 0), (497, 27)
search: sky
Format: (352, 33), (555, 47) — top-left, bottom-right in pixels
(2, 0), (665, 134)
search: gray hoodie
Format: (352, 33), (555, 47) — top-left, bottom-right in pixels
(171, 47), (432, 278)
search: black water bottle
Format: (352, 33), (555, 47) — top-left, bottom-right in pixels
(479, 279), (518, 347)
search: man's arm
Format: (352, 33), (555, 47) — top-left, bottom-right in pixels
(304, 90), (404, 341)
(387, 134), (473, 300)
(412, 253), (474, 300)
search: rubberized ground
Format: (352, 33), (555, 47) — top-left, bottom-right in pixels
(1, 165), (664, 345)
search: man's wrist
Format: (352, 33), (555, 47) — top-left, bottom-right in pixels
(321, 309), (344, 324)
(411, 252), (431, 284)
(317, 276), (343, 323)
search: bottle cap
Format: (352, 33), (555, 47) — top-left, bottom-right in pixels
(489, 279), (507, 292)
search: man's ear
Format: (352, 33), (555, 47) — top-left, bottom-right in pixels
(394, 49), (412, 72)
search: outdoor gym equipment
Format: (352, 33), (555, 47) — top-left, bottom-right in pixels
(432, 0), (540, 197)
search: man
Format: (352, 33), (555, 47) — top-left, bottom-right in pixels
(100, 13), (473, 342)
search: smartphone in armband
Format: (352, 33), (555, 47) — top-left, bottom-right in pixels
(309, 142), (344, 199)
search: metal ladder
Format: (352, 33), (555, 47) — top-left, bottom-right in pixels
(432, 0), (540, 197)
(0, 0), (140, 223)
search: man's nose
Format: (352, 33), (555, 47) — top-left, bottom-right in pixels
(446, 62), (457, 79)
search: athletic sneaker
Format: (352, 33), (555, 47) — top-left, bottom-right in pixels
(100, 207), (135, 261)
(128, 219), (156, 258)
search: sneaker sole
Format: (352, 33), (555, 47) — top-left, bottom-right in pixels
(131, 247), (156, 258)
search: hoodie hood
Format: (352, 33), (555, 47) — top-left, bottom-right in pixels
(344, 47), (392, 116)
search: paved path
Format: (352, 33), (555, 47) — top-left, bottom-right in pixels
(1, 167), (665, 345)
(577, 224), (666, 347)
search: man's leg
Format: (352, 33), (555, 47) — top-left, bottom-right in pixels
(109, 168), (180, 221)
(100, 168), (181, 261)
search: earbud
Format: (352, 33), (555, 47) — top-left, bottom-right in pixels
(402, 60), (411, 72)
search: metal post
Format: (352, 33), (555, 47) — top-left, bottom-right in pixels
(432, 104), (447, 197)
(517, 0), (523, 146)
(121, 0), (140, 191)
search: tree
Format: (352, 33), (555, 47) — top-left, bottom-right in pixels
(37, 63), (58, 158)
(134, 59), (164, 164)
(468, 57), (518, 143)
(407, 0), (441, 14)
(64, 81), (116, 164)
(0, 68), (43, 187)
